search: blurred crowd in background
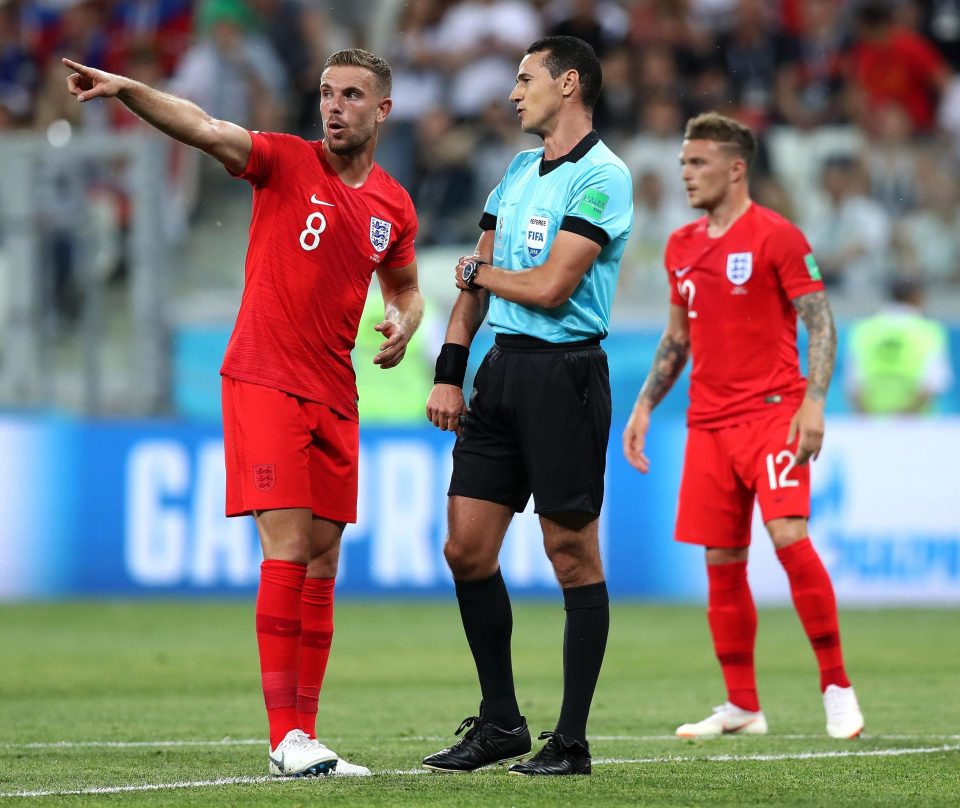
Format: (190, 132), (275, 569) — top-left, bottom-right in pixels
(1, 0), (959, 414)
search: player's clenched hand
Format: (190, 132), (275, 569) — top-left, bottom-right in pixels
(623, 405), (652, 473)
(426, 383), (465, 435)
(373, 320), (408, 368)
(787, 396), (825, 465)
(62, 58), (129, 102)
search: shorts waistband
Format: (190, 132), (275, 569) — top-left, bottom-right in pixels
(494, 334), (601, 352)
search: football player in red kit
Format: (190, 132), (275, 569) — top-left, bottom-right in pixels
(623, 112), (864, 740)
(64, 49), (422, 775)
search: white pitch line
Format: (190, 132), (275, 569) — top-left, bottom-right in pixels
(13, 739), (265, 750)
(596, 744), (960, 765)
(3, 745), (958, 797)
(3, 776), (275, 798)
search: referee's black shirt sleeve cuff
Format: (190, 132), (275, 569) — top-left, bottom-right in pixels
(479, 212), (497, 231)
(560, 215), (609, 247)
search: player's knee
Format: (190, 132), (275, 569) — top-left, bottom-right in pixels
(546, 538), (598, 587)
(766, 517), (808, 548)
(443, 536), (488, 579)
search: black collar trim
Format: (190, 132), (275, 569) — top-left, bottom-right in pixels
(539, 130), (600, 176)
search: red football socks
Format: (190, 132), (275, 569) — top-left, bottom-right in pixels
(707, 561), (760, 713)
(776, 538), (851, 692)
(297, 577), (335, 739)
(256, 559), (307, 749)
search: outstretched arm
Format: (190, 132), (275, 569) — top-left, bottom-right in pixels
(623, 304), (690, 473)
(789, 290), (837, 464)
(62, 57), (252, 174)
(372, 260), (424, 369)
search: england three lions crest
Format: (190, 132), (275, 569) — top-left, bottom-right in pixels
(370, 217), (392, 253)
(726, 252), (753, 285)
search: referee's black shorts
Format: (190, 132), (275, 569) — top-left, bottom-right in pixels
(448, 334), (612, 517)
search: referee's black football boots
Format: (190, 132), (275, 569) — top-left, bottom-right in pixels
(422, 709), (531, 772)
(508, 731), (592, 776)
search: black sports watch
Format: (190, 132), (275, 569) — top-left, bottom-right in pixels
(461, 259), (486, 289)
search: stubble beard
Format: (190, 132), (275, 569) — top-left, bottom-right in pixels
(325, 126), (374, 157)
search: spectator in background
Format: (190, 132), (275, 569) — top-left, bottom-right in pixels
(916, 0), (960, 70)
(24, 0), (112, 73)
(715, 0), (786, 132)
(847, 0), (951, 135)
(543, 0), (627, 57)
(168, 0), (287, 132)
(378, 0), (445, 189)
(248, 0), (350, 136)
(471, 99), (540, 211)
(593, 45), (635, 141)
(619, 168), (693, 303)
(622, 93), (687, 209)
(752, 172), (799, 220)
(803, 154), (891, 298)
(1, 0), (37, 122)
(846, 276), (954, 413)
(434, 0), (541, 119)
(893, 153), (960, 285)
(860, 103), (920, 216)
(773, 0), (851, 129)
(106, 0), (194, 77)
(633, 43), (683, 102)
(411, 106), (477, 244)
(627, 1), (713, 88)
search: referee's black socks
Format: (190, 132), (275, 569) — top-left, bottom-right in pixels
(454, 569), (523, 729)
(555, 581), (610, 744)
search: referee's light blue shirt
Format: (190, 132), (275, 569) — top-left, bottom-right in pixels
(481, 131), (633, 343)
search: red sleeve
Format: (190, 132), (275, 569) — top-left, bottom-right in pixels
(910, 34), (948, 81)
(665, 235), (684, 306)
(231, 130), (278, 186)
(768, 222), (825, 300)
(383, 191), (419, 269)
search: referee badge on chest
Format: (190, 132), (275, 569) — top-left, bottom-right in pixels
(726, 252), (753, 285)
(370, 217), (392, 253)
(526, 214), (549, 258)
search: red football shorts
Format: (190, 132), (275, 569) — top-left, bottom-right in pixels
(675, 411), (810, 548)
(221, 376), (359, 522)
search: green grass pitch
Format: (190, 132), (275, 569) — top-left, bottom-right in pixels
(1, 600), (958, 806)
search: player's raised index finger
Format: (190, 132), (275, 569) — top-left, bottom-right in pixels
(61, 57), (87, 73)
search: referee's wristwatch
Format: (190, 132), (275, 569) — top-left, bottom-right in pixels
(461, 258), (486, 289)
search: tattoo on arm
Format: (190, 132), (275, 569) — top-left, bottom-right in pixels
(639, 332), (690, 410)
(793, 290), (836, 401)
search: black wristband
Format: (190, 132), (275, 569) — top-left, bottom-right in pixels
(434, 343), (469, 387)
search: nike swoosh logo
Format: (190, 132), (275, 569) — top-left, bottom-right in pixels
(310, 195), (335, 207)
(269, 752), (284, 771)
(724, 719), (760, 733)
(675, 266), (692, 277)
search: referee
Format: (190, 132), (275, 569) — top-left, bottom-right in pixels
(424, 36), (633, 776)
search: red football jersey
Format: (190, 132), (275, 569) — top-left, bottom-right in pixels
(664, 203), (824, 428)
(220, 132), (418, 421)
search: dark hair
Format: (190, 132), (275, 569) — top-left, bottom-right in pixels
(889, 275), (924, 305)
(684, 111), (756, 166)
(526, 35), (602, 111)
(856, 1), (895, 28)
(324, 48), (392, 96)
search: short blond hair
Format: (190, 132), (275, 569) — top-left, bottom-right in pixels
(324, 49), (392, 96)
(684, 112), (756, 166)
